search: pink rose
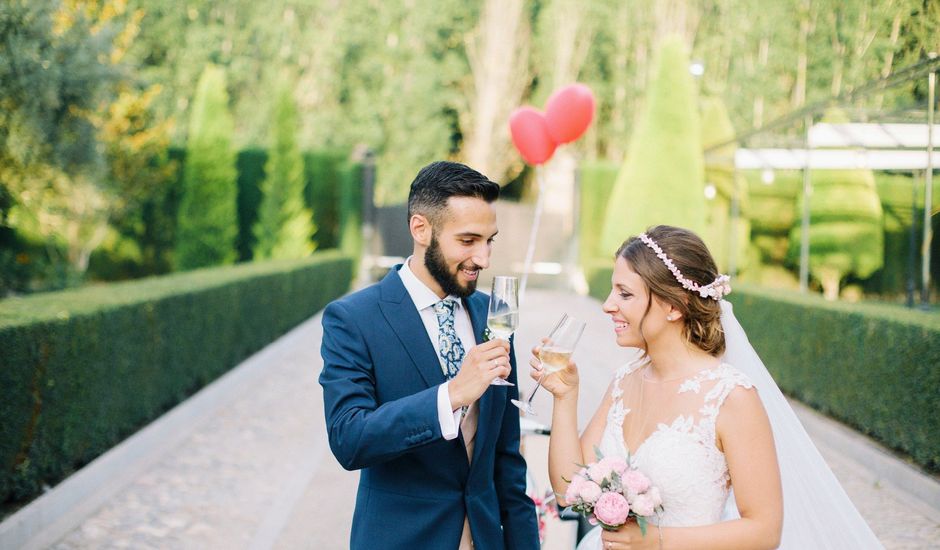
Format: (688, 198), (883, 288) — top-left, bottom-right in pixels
(593, 492), (630, 527)
(621, 470), (651, 494)
(598, 456), (629, 476)
(578, 481), (602, 504)
(587, 461), (613, 482)
(630, 493), (655, 517)
(565, 476), (585, 503)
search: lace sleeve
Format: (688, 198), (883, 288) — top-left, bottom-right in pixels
(606, 356), (648, 428)
(699, 364), (755, 428)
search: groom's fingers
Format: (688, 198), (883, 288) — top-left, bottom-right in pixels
(489, 361), (511, 380)
(478, 338), (510, 353)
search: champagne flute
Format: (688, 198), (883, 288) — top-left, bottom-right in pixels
(512, 313), (586, 415)
(487, 276), (518, 386)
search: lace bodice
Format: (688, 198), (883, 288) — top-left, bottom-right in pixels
(597, 358), (754, 528)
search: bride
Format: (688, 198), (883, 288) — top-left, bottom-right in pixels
(530, 225), (882, 549)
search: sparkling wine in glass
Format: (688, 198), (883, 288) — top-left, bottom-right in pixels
(487, 276), (518, 386)
(538, 346), (574, 374)
(512, 313), (586, 415)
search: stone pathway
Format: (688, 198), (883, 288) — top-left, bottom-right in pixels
(12, 289), (939, 549)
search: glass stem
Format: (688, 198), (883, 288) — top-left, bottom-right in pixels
(527, 370), (546, 406)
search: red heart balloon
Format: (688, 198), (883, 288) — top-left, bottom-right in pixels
(544, 83), (596, 144)
(509, 107), (557, 165)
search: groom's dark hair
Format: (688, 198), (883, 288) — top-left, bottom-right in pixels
(407, 161), (500, 227)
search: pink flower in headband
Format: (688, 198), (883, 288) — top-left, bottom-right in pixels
(638, 233), (731, 301)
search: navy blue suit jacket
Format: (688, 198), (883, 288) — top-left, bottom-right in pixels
(319, 266), (539, 550)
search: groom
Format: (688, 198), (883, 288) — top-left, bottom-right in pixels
(319, 161), (539, 550)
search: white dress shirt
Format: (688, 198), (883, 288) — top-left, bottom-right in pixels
(398, 258), (475, 441)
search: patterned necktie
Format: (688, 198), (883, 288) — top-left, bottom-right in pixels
(433, 298), (465, 380)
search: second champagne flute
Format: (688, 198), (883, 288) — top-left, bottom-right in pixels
(486, 276), (518, 386)
(511, 313), (586, 415)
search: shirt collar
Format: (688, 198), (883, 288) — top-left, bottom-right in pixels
(399, 256), (462, 312)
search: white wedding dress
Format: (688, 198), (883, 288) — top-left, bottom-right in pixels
(578, 359), (753, 550)
(576, 301), (883, 550)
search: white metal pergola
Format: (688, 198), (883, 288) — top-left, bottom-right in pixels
(729, 118), (938, 301)
(707, 55), (939, 305)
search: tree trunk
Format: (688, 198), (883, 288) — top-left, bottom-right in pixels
(875, 12), (902, 111)
(546, 0), (594, 89)
(829, 11), (845, 97)
(604, 5), (635, 161)
(460, 0), (530, 181)
(297, 0), (342, 146)
(792, 1), (811, 108)
(538, 0), (596, 215)
(653, 0), (699, 51)
(753, 37), (769, 128)
(819, 267), (841, 301)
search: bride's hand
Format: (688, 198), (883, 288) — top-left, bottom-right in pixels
(599, 521), (656, 550)
(529, 338), (579, 399)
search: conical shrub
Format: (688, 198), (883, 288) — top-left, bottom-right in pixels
(600, 36), (705, 254)
(175, 64), (238, 270)
(253, 83), (315, 260)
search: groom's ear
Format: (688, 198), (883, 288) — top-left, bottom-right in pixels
(410, 214), (432, 246)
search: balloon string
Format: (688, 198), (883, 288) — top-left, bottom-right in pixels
(519, 165), (545, 305)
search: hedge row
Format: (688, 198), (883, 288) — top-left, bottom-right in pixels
(0, 251), (354, 514)
(578, 162), (620, 300)
(726, 286), (940, 473)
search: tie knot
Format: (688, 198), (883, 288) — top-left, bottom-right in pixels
(434, 298), (457, 322)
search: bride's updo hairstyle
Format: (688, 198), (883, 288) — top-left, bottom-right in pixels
(616, 225), (726, 356)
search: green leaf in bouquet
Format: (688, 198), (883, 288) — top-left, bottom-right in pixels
(610, 470), (623, 489)
(637, 516), (648, 537)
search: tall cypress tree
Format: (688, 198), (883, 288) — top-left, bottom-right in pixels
(252, 84), (315, 260)
(175, 64), (238, 270)
(600, 36), (705, 254)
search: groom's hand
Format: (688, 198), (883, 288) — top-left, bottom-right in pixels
(448, 339), (511, 410)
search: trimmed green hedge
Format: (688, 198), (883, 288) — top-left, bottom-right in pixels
(864, 174), (940, 297)
(236, 148), (268, 260)
(304, 151), (347, 251)
(166, 147), (362, 263)
(0, 251), (353, 514)
(579, 162), (620, 265)
(727, 285), (940, 473)
(337, 161), (364, 263)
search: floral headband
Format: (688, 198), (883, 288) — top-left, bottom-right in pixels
(638, 233), (731, 301)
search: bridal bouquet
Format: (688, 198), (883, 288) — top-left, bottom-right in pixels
(564, 450), (663, 534)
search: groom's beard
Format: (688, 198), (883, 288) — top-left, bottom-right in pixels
(425, 234), (479, 298)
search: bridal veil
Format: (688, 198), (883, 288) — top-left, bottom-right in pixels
(719, 300), (883, 549)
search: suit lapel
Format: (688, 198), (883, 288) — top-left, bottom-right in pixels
(379, 269), (446, 388)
